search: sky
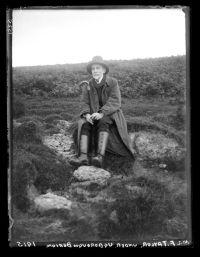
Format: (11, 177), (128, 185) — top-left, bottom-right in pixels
(12, 8), (186, 67)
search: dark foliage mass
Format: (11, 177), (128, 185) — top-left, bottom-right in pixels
(12, 119), (74, 212)
(96, 175), (187, 240)
(13, 98), (26, 118)
(13, 56), (186, 101)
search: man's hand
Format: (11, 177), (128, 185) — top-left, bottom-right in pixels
(91, 112), (104, 120)
(85, 113), (94, 124)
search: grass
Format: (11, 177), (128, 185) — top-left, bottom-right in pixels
(126, 116), (185, 146)
(95, 165), (188, 240)
(11, 95), (188, 242)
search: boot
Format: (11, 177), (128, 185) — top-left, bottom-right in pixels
(69, 134), (89, 167)
(92, 131), (109, 168)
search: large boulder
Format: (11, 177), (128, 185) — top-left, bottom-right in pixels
(132, 132), (185, 161)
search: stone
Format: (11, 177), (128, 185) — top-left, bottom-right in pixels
(56, 120), (71, 131)
(159, 163), (167, 168)
(43, 133), (74, 159)
(34, 192), (72, 212)
(131, 132), (185, 161)
(73, 166), (111, 186)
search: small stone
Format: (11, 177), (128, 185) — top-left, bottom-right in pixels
(34, 192), (72, 211)
(159, 163), (167, 168)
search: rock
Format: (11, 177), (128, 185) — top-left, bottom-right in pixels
(73, 166), (111, 186)
(159, 163), (167, 168)
(132, 132), (185, 161)
(69, 166), (112, 203)
(56, 120), (71, 131)
(34, 192), (72, 212)
(43, 133), (74, 159)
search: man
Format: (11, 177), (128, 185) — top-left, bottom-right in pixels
(69, 56), (136, 168)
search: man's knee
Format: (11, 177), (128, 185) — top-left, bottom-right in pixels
(97, 116), (113, 131)
(81, 121), (92, 135)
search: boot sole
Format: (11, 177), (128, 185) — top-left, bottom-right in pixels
(92, 159), (102, 168)
(69, 160), (89, 167)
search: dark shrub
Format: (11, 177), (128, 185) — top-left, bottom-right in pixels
(12, 142), (74, 212)
(13, 99), (26, 118)
(13, 120), (43, 143)
(97, 176), (187, 239)
(12, 147), (38, 211)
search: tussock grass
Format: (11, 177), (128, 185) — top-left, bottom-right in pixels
(13, 120), (44, 144)
(43, 114), (63, 124)
(13, 98), (26, 118)
(126, 116), (185, 146)
(12, 134), (74, 212)
(96, 174), (187, 240)
(60, 112), (77, 121)
(17, 115), (44, 123)
(26, 108), (64, 117)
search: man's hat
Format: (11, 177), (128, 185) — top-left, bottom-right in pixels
(86, 56), (109, 74)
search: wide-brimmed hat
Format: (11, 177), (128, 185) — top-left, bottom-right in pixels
(86, 56), (109, 74)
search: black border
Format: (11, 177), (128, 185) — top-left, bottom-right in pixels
(3, 1), (198, 251)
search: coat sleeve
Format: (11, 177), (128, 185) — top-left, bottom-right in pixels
(79, 85), (91, 117)
(100, 79), (121, 116)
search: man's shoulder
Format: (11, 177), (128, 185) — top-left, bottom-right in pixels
(105, 76), (118, 86)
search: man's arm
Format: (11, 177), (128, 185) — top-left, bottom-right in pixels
(79, 85), (91, 117)
(99, 79), (121, 116)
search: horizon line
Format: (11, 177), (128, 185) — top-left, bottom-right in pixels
(12, 54), (186, 68)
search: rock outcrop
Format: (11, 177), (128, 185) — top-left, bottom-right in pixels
(132, 132), (185, 162)
(43, 133), (74, 160)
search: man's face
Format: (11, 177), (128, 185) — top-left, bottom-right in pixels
(91, 64), (106, 80)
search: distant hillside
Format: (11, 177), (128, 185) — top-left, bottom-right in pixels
(13, 56), (186, 99)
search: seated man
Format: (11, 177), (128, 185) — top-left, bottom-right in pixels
(69, 56), (136, 168)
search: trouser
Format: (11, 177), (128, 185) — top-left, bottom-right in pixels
(81, 116), (113, 136)
(81, 116), (112, 156)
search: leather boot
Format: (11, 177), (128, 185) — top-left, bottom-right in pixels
(92, 131), (109, 168)
(69, 135), (89, 166)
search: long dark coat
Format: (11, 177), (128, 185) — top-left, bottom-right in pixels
(76, 75), (135, 158)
